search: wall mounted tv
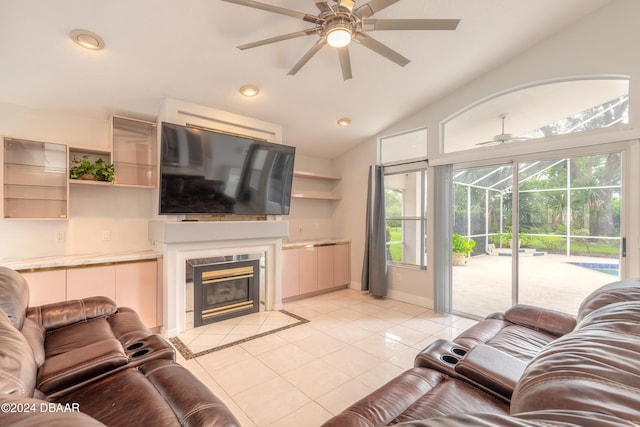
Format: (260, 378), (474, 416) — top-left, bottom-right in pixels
(159, 122), (296, 215)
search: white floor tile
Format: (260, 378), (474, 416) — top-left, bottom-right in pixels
(175, 288), (478, 426)
(282, 358), (351, 399)
(258, 342), (316, 375)
(233, 376), (310, 426)
(316, 379), (374, 415)
(268, 401), (333, 427)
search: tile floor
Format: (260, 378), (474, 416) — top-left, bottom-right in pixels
(174, 288), (478, 427)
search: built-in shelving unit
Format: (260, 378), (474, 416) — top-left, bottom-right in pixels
(2, 137), (68, 219)
(111, 116), (157, 188)
(291, 170), (341, 201)
(1, 115), (158, 220)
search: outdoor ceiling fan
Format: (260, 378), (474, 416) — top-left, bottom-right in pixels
(220, 0), (460, 80)
(476, 114), (529, 146)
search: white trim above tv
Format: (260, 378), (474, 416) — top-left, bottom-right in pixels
(159, 98), (283, 144)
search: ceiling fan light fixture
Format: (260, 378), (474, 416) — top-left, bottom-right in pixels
(326, 20), (353, 48)
(239, 84), (260, 97)
(70, 29), (104, 50)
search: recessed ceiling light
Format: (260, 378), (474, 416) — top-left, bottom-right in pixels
(239, 85), (259, 97)
(337, 117), (351, 126)
(70, 29), (105, 50)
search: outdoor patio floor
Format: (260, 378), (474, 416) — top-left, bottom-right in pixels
(452, 253), (619, 318)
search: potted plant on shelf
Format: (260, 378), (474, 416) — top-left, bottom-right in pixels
(69, 155), (115, 182)
(452, 233), (476, 266)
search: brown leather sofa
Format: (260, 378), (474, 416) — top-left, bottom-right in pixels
(323, 278), (640, 426)
(0, 266), (240, 426)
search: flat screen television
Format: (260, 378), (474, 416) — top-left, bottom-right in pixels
(159, 122), (296, 215)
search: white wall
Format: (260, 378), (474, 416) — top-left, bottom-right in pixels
(332, 138), (375, 289)
(0, 104), (155, 260)
(334, 0), (640, 306)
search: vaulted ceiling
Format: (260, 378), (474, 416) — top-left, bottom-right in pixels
(0, 0), (612, 158)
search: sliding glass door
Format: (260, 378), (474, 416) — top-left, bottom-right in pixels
(517, 153), (621, 314)
(452, 164), (514, 317)
(452, 152), (622, 318)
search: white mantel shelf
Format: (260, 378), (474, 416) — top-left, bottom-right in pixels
(148, 220), (289, 244)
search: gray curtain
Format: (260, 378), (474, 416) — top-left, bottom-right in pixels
(361, 165), (387, 297)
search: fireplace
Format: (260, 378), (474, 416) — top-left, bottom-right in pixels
(186, 253), (262, 327)
(149, 220), (288, 337)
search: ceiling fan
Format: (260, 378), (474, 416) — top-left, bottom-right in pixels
(220, 0), (460, 80)
(476, 114), (529, 146)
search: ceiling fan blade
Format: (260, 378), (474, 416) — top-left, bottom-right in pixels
(221, 0), (320, 24)
(337, 46), (353, 80)
(338, 0), (355, 12)
(238, 28), (317, 50)
(354, 33), (410, 67)
(356, 0), (400, 20)
(364, 18), (460, 31)
(476, 140), (501, 146)
(288, 39), (326, 76)
(314, 0), (332, 13)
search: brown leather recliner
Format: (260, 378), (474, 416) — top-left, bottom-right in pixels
(0, 266), (240, 426)
(324, 279), (640, 426)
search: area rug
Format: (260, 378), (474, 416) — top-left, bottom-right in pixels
(169, 310), (309, 360)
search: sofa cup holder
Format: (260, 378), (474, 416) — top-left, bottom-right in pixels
(441, 354), (459, 365)
(452, 347), (468, 357)
(126, 342), (145, 351)
(130, 349), (151, 358)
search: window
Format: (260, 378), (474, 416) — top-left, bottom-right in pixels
(442, 77), (630, 153)
(379, 128), (428, 268)
(385, 170), (427, 268)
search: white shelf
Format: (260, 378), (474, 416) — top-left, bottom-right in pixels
(292, 193), (341, 200)
(292, 170), (341, 201)
(293, 170), (341, 181)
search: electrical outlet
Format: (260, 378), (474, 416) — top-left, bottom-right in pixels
(54, 231), (65, 241)
(102, 230), (111, 241)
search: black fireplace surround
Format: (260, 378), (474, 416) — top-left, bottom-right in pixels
(187, 255), (260, 327)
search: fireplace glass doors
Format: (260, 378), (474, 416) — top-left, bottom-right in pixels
(187, 255), (261, 327)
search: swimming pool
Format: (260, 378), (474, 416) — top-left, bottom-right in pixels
(567, 262), (619, 276)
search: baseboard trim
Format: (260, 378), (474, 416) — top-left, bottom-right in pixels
(349, 281), (434, 309)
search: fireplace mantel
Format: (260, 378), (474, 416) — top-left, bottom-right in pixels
(148, 220), (289, 337)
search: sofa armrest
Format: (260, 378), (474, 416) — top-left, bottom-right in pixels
(140, 359), (241, 427)
(455, 344), (527, 400)
(504, 304), (576, 337)
(26, 296), (118, 331)
(106, 307), (154, 347)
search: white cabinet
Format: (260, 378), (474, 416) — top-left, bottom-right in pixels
(21, 270), (66, 306)
(281, 249), (300, 299)
(18, 258), (161, 329)
(115, 260), (158, 328)
(333, 243), (351, 286)
(66, 265), (116, 301)
(282, 242), (351, 300)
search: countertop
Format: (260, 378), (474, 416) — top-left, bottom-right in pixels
(282, 239), (350, 249)
(0, 250), (162, 271)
